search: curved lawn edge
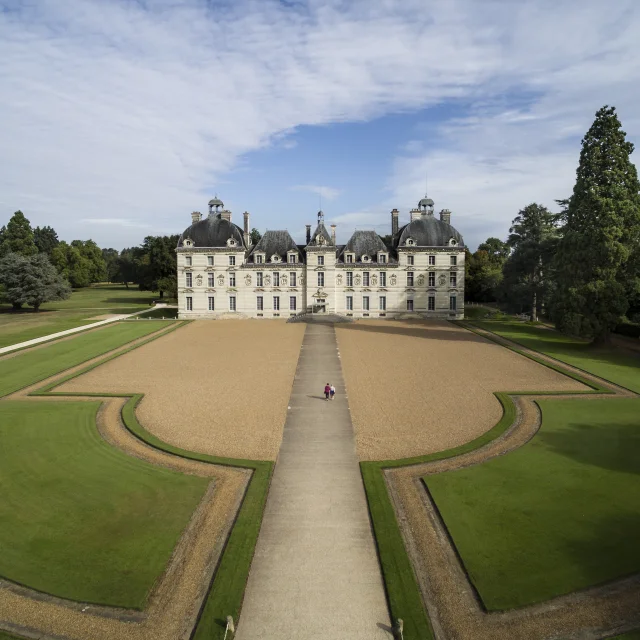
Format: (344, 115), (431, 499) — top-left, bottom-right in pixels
(359, 320), (621, 640)
(27, 320), (273, 640)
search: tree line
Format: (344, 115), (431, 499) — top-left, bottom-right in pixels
(0, 213), (182, 311)
(465, 106), (640, 344)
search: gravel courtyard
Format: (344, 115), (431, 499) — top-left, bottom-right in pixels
(59, 320), (305, 460)
(335, 320), (587, 461)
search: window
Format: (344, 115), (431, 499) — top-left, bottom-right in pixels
(289, 296), (297, 311)
(186, 296), (193, 311)
(273, 272), (280, 287)
(273, 296), (280, 311)
(379, 254), (387, 263)
(346, 272), (353, 287)
(407, 255), (414, 265)
(346, 254), (353, 263)
(363, 272), (369, 286)
(450, 255), (457, 266)
(346, 296), (353, 311)
(407, 272), (414, 287)
(428, 271), (436, 287)
(256, 255), (263, 264)
(229, 272), (236, 287)
(257, 296), (263, 311)
(290, 272), (296, 287)
(318, 272), (325, 287)
(208, 296), (215, 311)
(362, 296), (370, 310)
(407, 299), (414, 311)
(289, 254), (296, 264)
(207, 256), (214, 266)
(186, 256), (192, 266)
(229, 255), (236, 266)
(318, 255), (325, 266)
(379, 272), (386, 287)
(428, 296), (435, 311)
(208, 273), (214, 287)
(450, 296), (457, 311)
(256, 272), (263, 287)
(230, 296), (236, 311)
(450, 272), (457, 287)
(186, 272), (192, 287)
(379, 296), (386, 311)
(429, 255), (436, 265)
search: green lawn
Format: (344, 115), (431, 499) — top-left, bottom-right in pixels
(475, 320), (640, 393)
(136, 306), (179, 319)
(0, 401), (208, 608)
(426, 397), (640, 610)
(0, 321), (169, 397)
(0, 284), (156, 348)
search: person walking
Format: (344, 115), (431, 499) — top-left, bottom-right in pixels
(330, 384), (336, 400)
(324, 382), (331, 401)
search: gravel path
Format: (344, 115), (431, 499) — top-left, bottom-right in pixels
(58, 320), (306, 461)
(385, 324), (640, 640)
(335, 319), (585, 461)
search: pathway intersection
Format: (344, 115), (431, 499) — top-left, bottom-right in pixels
(236, 323), (392, 639)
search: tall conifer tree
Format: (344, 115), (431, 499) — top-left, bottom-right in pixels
(1, 211), (38, 256)
(554, 106), (640, 343)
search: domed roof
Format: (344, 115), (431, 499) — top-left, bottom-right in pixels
(418, 197), (434, 208)
(208, 197), (224, 207)
(394, 215), (464, 248)
(178, 214), (245, 248)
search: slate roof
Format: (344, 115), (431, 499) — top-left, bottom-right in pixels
(177, 214), (245, 248)
(308, 222), (333, 246)
(249, 230), (302, 263)
(394, 215), (464, 248)
(338, 230), (392, 263)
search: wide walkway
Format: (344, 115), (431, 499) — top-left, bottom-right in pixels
(236, 323), (392, 640)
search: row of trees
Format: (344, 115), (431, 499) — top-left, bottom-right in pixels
(466, 106), (640, 344)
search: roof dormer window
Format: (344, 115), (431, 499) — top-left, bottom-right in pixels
(288, 252), (297, 264)
(449, 238), (458, 246)
(255, 254), (264, 264)
(184, 238), (193, 247)
(271, 254), (281, 263)
(227, 238), (237, 247)
(378, 253), (387, 264)
(362, 254), (370, 263)
(405, 238), (415, 246)
(345, 253), (354, 263)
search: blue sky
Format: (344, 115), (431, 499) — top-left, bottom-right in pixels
(1, 0), (639, 250)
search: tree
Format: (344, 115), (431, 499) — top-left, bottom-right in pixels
(51, 241), (92, 288)
(0, 211), (37, 257)
(554, 106), (640, 343)
(102, 248), (120, 282)
(477, 237), (510, 265)
(250, 228), (262, 246)
(33, 225), (59, 256)
(502, 203), (559, 321)
(138, 235), (178, 296)
(157, 275), (177, 299)
(379, 234), (393, 247)
(0, 253), (71, 311)
(466, 249), (504, 302)
(71, 240), (107, 283)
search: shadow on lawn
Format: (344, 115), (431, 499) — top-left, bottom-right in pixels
(537, 420), (640, 476)
(336, 320), (488, 344)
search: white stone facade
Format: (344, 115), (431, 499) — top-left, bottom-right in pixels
(177, 200), (465, 320)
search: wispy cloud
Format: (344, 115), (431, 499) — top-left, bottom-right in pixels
(0, 0), (638, 249)
(80, 218), (149, 228)
(291, 185), (342, 201)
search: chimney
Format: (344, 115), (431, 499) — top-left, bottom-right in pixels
(220, 210), (232, 222)
(191, 211), (202, 224)
(306, 224), (312, 244)
(410, 208), (422, 221)
(243, 211), (250, 246)
(439, 209), (451, 225)
(391, 209), (399, 235)
(330, 224), (336, 245)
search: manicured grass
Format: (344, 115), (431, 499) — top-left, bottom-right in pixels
(136, 306), (179, 319)
(475, 320), (640, 393)
(426, 397), (640, 610)
(0, 284), (156, 347)
(0, 401), (208, 608)
(0, 321), (170, 397)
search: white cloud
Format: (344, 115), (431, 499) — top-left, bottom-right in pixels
(80, 218), (149, 228)
(0, 0), (638, 248)
(291, 185), (342, 201)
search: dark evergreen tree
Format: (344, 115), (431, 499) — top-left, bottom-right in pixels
(1, 211), (38, 257)
(250, 228), (262, 245)
(554, 106), (640, 343)
(102, 248), (120, 282)
(33, 225), (59, 256)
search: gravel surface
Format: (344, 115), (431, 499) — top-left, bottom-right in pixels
(335, 319), (586, 461)
(59, 320), (306, 461)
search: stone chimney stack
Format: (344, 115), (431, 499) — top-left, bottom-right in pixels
(306, 224), (312, 244)
(439, 209), (451, 225)
(330, 224), (336, 245)
(391, 209), (399, 235)
(410, 208), (422, 221)
(220, 210), (232, 222)
(191, 211), (202, 224)
(243, 211), (250, 246)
